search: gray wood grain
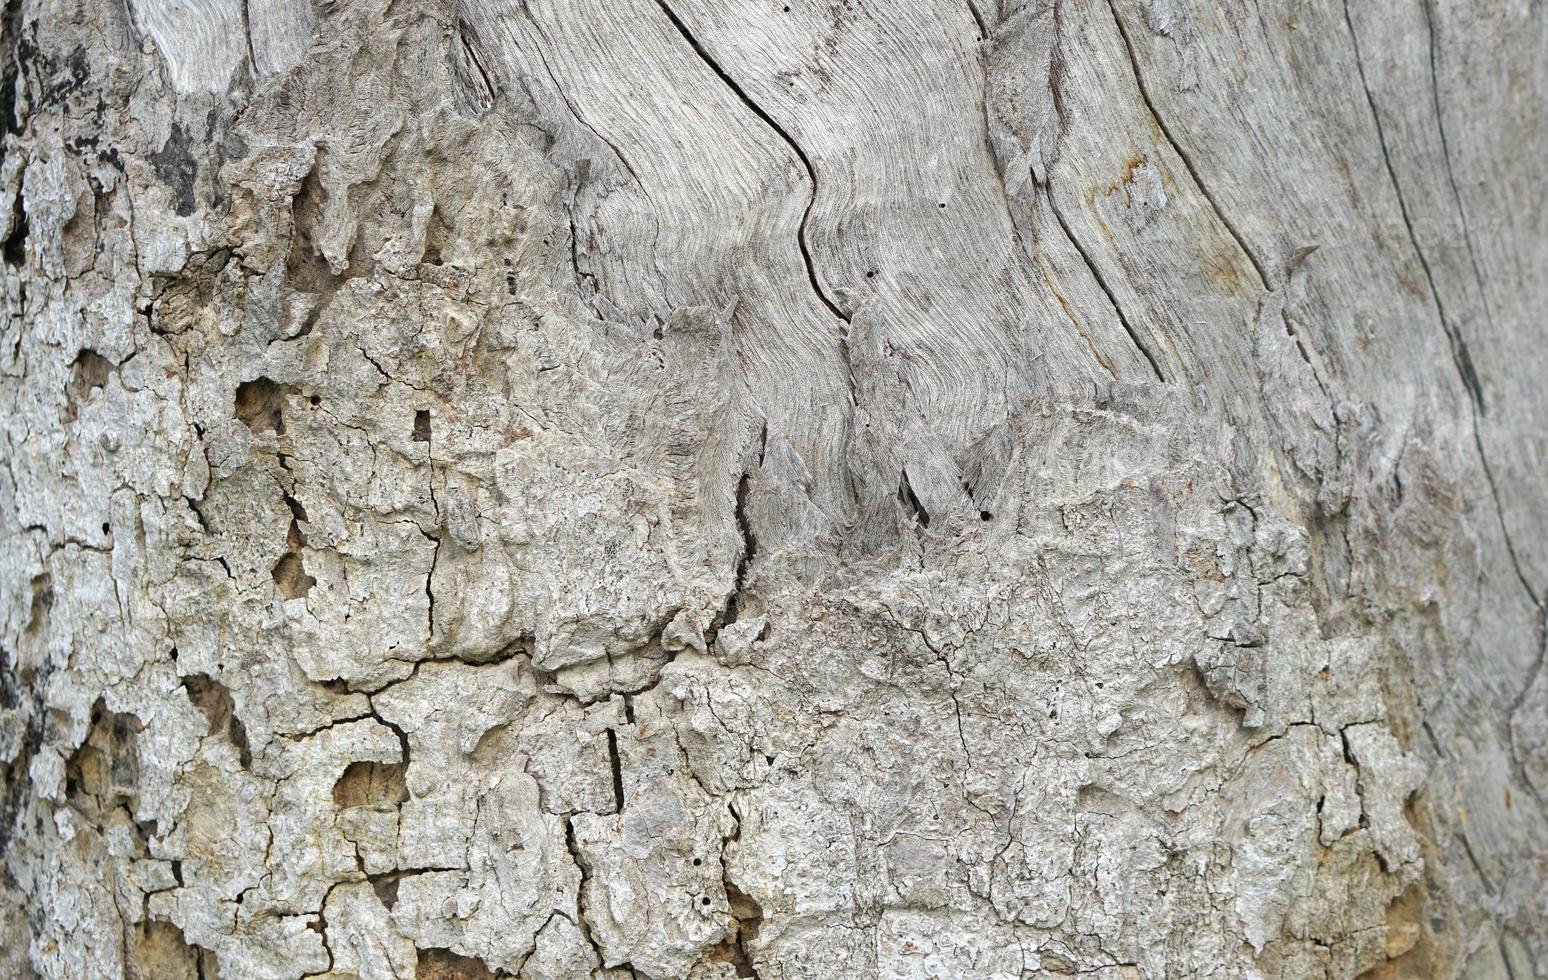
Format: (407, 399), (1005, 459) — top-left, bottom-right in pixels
(1, 0), (1544, 976)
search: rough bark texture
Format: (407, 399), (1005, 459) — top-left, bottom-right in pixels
(1, 0), (1545, 977)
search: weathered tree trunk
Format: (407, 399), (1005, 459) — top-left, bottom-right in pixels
(2, 0), (1545, 976)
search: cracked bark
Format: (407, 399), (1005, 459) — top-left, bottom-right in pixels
(1043, 185), (1165, 382)
(654, 0), (854, 330)
(2, 0), (1546, 978)
(1102, 0), (1272, 293)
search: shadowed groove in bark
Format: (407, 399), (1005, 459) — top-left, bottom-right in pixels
(1045, 186), (1166, 383)
(1339, 0), (1481, 414)
(722, 465), (759, 627)
(969, 0), (1158, 383)
(606, 728), (625, 813)
(520, 13), (666, 317)
(239, 0), (257, 76)
(457, 20), (497, 108)
(897, 468), (932, 530)
(522, 33), (646, 197)
(964, 0), (987, 43)
(1419, 0), (1543, 612)
(1419, 0), (1503, 400)
(564, 816), (608, 969)
(1507, 609), (1548, 808)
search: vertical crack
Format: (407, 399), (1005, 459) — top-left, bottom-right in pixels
(1103, 0), (1272, 292)
(1044, 187), (1166, 382)
(653, 0), (853, 329)
(564, 816), (608, 968)
(1415, 0), (1541, 611)
(568, 212), (598, 299)
(522, 15), (667, 311)
(605, 728), (625, 813)
(969, 3), (1030, 256)
(457, 21), (497, 106)
(1340, 0), (1482, 412)
(1342, 0), (1540, 613)
(1015, 3), (1164, 383)
(722, 463), (759, 628)
(717, 801), (763, 978)
(1506, 607), (1548, 807)
(415, 510), (440, 646)
(1345, 0), (1545, 866)
(524, 22), (650, 196)
(897, 468), (932, 530)
(240, 0), (258, 75)
(964, 0), (988, 43)
(1418, 0), (1502, 391)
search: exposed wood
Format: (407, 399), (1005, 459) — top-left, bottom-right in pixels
(1, 0), (1545, 977)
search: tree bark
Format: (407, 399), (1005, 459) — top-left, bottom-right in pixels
(2, 0), (1545, 977)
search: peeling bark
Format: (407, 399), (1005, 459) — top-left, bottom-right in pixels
(2, 0), (1546, 978)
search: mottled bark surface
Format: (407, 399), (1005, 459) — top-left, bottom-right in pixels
(1, 0), (1545, 977)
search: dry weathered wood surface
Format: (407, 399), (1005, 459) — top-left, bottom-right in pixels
(1, 0), (1545, 977)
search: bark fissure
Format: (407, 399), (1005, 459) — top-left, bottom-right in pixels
(723, 467), (758, 628)
(239, 0), (258, 77)
(1418, 0), (1503, 388)
(977, 2), (1151, 383)
(653, 0), (854, 330)
(564, 816), (609, 968)
(1103, 0), (1272, 292)
(1045, 187), (1166, 382)
(1341, 0), (1541, 617)
(964, 0), (988, 44)
(524, 39), (645, 196)
(605, 727), (625, 813)
(1506, 607), (1548, 807)
(1340, 0), (1481, 417)
(458, 21), (497, 107)
(524, 18), (666, 311)
(1416, 1), (1542, 613)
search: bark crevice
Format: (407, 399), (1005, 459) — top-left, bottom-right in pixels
(1344, 0), (1541, 612)
(1103, 0), (1272, 293)
(653, 0), (854, 335)
(1044, 185), (1165, 383)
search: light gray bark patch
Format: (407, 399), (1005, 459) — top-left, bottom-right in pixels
(2, 0), (1546, 976)
(654, 0), (854, 327)
(127, 0), (247, 92)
